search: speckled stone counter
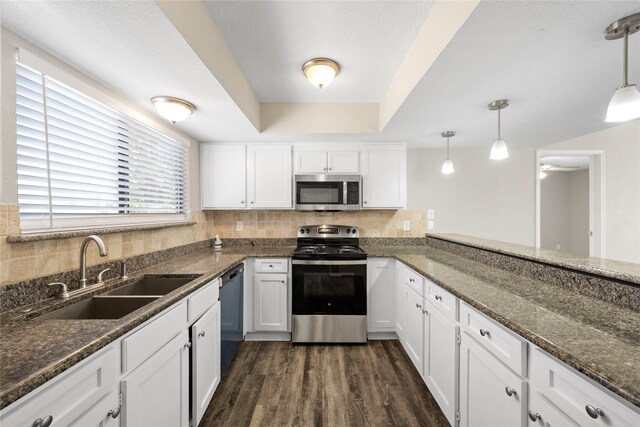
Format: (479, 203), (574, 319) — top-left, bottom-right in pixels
(0, 246), (295, 410)
(365, 245), (640, 408)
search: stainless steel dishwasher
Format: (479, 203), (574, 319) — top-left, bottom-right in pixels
(219, 264), (244, 375)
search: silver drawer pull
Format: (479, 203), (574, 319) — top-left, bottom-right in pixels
(198, 331), (206, 338)
(585, 405), (604, 419)
(528, 410), (541, 422)
(33, 416), (53, 427)
(107, 406), (121, 418)
(434, 295), (442, 301)
(505, 386), (516, 397)
(422, 309), (428, 314)
(184, 342), (192, 349)
(409, 278), (415, 283)
(479, 329), (490, 337)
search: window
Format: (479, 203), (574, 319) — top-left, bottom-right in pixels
(16, 62), (188, 232)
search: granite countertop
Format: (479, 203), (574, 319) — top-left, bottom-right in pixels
(364, 245), (640, 408)
(0, 246), (295, 410)
(2, 244), (639, 410)
(427, 233), (640, 286)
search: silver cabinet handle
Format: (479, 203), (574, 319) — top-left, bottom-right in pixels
(479, 329), (490, 337)
(528, 410), (541, 422)
(251, 201), (254, 204)
(184, 342), (192, 349)
(328, 167), (332, 171)
(33, 416), (53, 427)
(505, 387), (516, 397)
(434, 295), (442, 301)
(363, 201), (367, 204)
(198, 331), (206, 338)
(409, 278), (415, 283)
(281, 280), (285, 283)
(107, 406), (121, 418)
(585, 405), (604, 419)
(241, 201), (245, 204)
(269, 264), (273, 267)
(422, 309), (428, 314)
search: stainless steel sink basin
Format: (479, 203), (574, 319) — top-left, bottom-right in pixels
(37, 296), (158, 320)
(102, 276), (197, 297)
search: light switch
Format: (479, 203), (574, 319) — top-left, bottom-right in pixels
(427, 209), (435, 220)
(428, 220), (434, 230)
(403, 220), (411, 231)
(236, 221), (243, 231)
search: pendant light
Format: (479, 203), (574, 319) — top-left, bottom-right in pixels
(605, 13), (640, 122)
(302, 58), (340, 89)
(488, 99), (509, 160)
(441, 131), (455, 175)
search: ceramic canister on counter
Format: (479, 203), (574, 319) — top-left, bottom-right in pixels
(214, 234), (222, 251)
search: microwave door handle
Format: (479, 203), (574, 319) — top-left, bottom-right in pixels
(343, 182), (347, 205)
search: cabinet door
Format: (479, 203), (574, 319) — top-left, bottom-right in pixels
(121, 330), (190, 427)
(192, 303), (221, 427)
(460, 331), (526, 427)
(254, 273), (288, 331)
(395, 264), (406, 340)
(361, 144), (406, 208)
(247, 145), (292, 208)
(367, 258), (396, 332)
(403, 285), (424, 373)
(528, 391), (579, 427)
(201, 144), (246, 209)
(66, 389), (120, 427)
(295, 150), (327, 173)
(327, 151), (359, 173)
(424, 304), (459, 425)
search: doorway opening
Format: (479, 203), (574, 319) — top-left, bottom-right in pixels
(535, 150), (605, 258)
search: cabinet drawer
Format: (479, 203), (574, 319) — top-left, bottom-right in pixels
(528, 390), (579, 427)
(530, 348), (640, 426)
(402, 264), (424, 296)
(460, 301), (527, 376)
(122, 302), (187, 373)
(426, 280), (458, 321)
(187, 279), (219, 324)
(255, 258), (288, 273)
(0, 345), (117, 427)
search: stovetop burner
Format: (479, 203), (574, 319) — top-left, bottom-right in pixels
(293, 225), (366, 260)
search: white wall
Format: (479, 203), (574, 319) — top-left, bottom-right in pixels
(407, 121), (640, 263)
(407, 147), (536, 245)
(0, 28), (202, 210)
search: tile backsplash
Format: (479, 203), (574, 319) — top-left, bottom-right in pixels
(211, 209), (425, 239)
(1, 205), (425, 285)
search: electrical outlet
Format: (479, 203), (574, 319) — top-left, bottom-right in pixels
(556, 244), (561, 250)
(428, 220), (435, 230)
(427, 209), (435, 220)
(403, 220), (411, 231)
(236, 221), (243, 231)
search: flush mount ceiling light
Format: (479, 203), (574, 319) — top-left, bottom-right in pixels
(302, 58), (340, 89)
(441, 131), (455, 175)
(605, 13), (640, 122)
(488, 99), (510, 160)
(151, 96), (196, 123)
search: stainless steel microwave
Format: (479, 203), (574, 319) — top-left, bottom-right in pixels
(294, 175), (362, 211)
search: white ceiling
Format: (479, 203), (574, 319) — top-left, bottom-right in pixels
(1, 1), (638, 147)
(204, 1), (433, 103)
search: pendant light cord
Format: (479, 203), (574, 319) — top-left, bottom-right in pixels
(497, 108), (501, 140)
(446, 136), (450, 159)
(623, 28), (629, 87)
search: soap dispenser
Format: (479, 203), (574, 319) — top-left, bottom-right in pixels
(213, 234), (222, 251)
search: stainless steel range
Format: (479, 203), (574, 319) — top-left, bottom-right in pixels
(291, 225), (367, 343)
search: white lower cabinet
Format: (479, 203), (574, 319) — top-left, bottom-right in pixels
(395, 263), (406, 339)
(254, 272), (288, 331)
(423, 303), (459, 426)
(403, 284), (424, 373)
(66, 389), (121, 427)
(121, 330), (190, 427)
(528, 391), (579, 427)
(460, 331), (527, 427)
(192, 303), (221, 426)
(367, 258), (396, 332)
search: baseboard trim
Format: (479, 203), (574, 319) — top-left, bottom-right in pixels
(367, 332), (399, 340)
(245, 331), (292, 341)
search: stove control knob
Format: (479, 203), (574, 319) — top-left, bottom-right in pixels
(306, 228), (310, 233)
(346, 228), (351, 233)
(352, 229), (357, 234)
(299, 229), (305, 234)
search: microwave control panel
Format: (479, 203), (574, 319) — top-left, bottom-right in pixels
(346, 182), (360, 205)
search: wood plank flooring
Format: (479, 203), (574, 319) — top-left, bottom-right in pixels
(200, 340), (448, 427)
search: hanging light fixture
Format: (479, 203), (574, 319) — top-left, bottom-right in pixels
(151, 96), (196, 123)
(441, 131), (455, 175)
(488, 99), (510, 160)
(605, 13), (640, 122)
(302, 58), (340, 89)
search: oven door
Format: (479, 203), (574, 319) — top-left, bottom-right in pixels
(292, 260), (366, 315)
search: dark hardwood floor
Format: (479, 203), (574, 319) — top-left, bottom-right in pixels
(200, 340), (448, 427)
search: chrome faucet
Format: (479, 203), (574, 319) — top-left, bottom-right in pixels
(79, 235), (108, 288)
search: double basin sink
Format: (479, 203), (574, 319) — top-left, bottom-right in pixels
(37, 276), (200, 320)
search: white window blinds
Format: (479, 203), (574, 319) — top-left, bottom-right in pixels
(16, 62), (187, 232)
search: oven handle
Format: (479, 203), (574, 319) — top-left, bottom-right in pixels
(292, 260), (367, 266)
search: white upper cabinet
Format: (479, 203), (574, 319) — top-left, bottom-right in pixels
(201, 144), (247, 209)
(361, 144), (407, 209)
(247, 145), (292, 208)
(294, 148), (359, 174)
